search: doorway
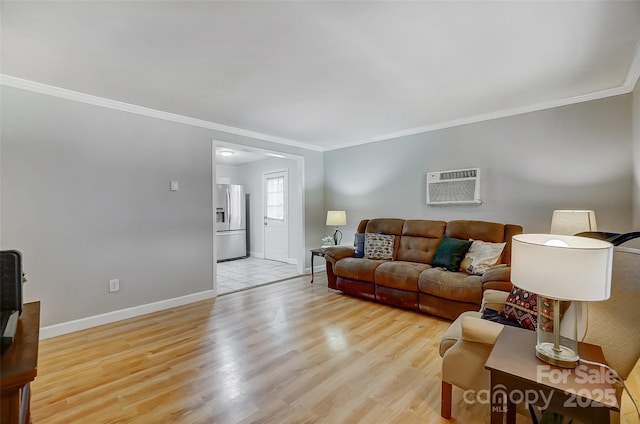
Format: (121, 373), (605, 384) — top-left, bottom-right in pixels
(211, 141), (305, 295)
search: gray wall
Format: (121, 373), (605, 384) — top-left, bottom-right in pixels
(324, 95), (633, 239)
(0, 86), (324, 327)
(633, 78), (640, 230)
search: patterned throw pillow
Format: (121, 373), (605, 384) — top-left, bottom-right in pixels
(499, 286), (538, 331)
(460, 240), (506, 275)
(364, 233), (394, 260)
(537, 296), (567, 332)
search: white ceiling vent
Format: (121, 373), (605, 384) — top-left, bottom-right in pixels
(426, 168), (481, 205)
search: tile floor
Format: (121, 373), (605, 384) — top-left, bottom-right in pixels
(216, 256), (301, 295)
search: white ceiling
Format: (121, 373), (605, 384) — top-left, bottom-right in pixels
(2, 1), (640, 152)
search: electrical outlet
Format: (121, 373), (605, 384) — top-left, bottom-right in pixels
(109, 279), (120, 293)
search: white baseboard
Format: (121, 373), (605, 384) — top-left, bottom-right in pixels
(249, 251), (297, 266)
(40, 290), (216, 340)
(306, 264), (326, 275)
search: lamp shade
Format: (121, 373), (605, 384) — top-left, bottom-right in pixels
(511, 234), (612, 301)
(326, 210), (347, 226)
(549, 210), (597, 235)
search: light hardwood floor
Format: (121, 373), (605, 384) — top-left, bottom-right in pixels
(32, 274), (534, 424)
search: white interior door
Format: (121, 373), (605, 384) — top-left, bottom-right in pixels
(263, 170), (288, 262)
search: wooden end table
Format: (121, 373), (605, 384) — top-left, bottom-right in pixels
(485, 325), (619, 424)
(310, 247), (331, 283)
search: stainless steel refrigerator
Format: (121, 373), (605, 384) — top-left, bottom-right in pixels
(216, 184), (247, 261)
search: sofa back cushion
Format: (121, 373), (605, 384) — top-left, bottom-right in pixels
(362, 219), (405, 259)
(357, 218), (523, 264)
(356, 220), (369, 233)
(364, 218), (405, 235)
(445, 220), (523, 264)
(397, 220), (446, 264)
(502, 224), (524, 264)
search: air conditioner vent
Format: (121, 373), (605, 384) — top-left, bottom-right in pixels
(439, 169), (477, 180)
(426, 168), (481, 205)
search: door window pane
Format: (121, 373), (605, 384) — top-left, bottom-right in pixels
(266, 176), (284, 221)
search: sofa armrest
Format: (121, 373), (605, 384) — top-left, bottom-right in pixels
(481, 265), (513, 292)
(323, 246), (355, 264)
(323, 246), (355, 290)
(481, 264), (510, 282)
(461, 315), (504, 345)
(480, 289), (510, 313)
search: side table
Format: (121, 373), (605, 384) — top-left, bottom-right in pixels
(485, 325), (619, 424)
(309, 247), (330, 283)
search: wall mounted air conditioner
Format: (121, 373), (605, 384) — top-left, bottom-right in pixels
(426, 168), (481, 205)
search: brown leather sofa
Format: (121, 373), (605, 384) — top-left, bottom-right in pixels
(324, 218), (523, 321)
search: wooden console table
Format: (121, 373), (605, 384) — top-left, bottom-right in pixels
(1, 301), (40, 424)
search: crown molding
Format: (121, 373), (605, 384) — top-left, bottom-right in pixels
(324, 43), (640, 151)
(0, 74), (324, 153)
(323, 83), (635, 152)
(2, 67), (638, 154)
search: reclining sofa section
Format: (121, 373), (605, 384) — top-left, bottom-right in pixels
(324, 218), (523, 321)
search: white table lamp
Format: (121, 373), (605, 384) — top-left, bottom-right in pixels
(326, 210), (347, 246)
(511, 234), (613, 368)
(550, 210), (597, 235)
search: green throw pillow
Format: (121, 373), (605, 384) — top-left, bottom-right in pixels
(431, 236), (473, 271)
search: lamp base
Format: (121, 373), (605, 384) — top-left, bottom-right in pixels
(535, 342), (579, 368)
(333, 229), (342, 246)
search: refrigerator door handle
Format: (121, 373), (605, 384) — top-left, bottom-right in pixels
(226, 188), (231, 224)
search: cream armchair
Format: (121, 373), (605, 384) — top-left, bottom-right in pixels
(439, 289), (509, 418)
(439, 246), (640, 423)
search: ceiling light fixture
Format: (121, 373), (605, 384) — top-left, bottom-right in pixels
(219, 150), (235, 157)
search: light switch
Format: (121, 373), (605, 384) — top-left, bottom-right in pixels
(170, 181), (179, 191)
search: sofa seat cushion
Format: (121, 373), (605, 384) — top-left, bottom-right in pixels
(418, 268), (483, 304)
(374, 261), (432, 291)
(335, 257), (387, 281)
